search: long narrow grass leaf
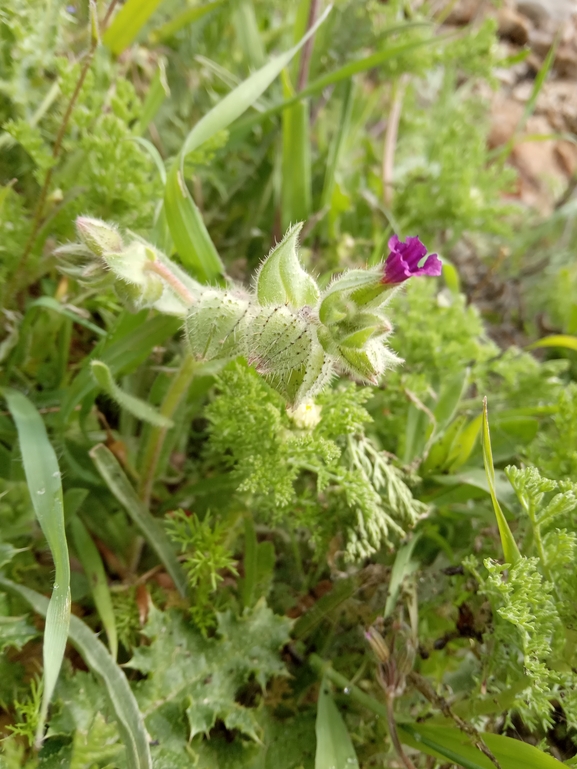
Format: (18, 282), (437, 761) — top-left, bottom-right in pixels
(103, 0), (166, 55)
(62, 314), (180, 421)
(526, 334), (577, 352)
(90, 444), (188, 597)
(149, 0), (225, 43)
(91, 360), (174, 428)
(481, 398), (521, 565)
(1, 388), (70, 746)
(164, 5), (331, 283)
(0, 577), (151, 769)
(233, 32), (443, 135)
(70, 516), (118, 659)
(281, 74), (311, 229)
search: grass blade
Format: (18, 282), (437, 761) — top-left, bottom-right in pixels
(164, 164), (226, 283)
(62, 314), (180, 422)
(180, 4), (331, 159)
(315, 676), (360, 769)
(281, 74), (311, 229)
(0, 577), (151, 769)
(103, 0), (166, 55)
(134, 62), (170, 136)
(1, 388), (70, 746)
(526, 334), (577, 352)
(149, 0), (225, 43)
(233, 31), (441, 135)
(232, 0), (266, 69)
(91, 360), (174, 428)
(481, 398), (521, 565)
(164, 5), (331, 283)
(90, 444), (188, 597)
(70, 516), (118, 660)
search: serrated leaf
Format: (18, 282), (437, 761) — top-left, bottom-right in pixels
(128, 600), (292, 743)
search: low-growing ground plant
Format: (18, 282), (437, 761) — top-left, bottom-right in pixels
(0, 1), (576, 768)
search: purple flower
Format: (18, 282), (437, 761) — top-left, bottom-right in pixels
(382, 235), (442, 285)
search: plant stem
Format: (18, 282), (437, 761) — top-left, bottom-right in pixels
(138, 354), (197, 506)
(382, 75), (408, 208)
(143, 260), (195, 306)
(11, 0), (120, 294)
(297, 0), (321, 92)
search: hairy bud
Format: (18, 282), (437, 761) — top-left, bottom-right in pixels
(76, 216), (124, 256)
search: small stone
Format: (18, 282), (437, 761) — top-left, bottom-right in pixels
(555, 45), (577, 78)
(443, 0), (485, 25)
(488, 95), (524, 148)
(517, 0), (577, 26)
(555, 141), (577, 177)
(498, 7), (530, 45)
(529, 28), (555, 58)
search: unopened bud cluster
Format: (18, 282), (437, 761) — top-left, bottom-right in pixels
(57, 217), (441, 405)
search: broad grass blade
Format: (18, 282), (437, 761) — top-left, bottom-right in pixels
(70, 516), (118, 659)
(482, 398), (521, 565)
(315, 676), (360, 769)
(0, 577), (151, 769)
(164, 164), (225, 284)
(91, 360), (174, 428)
(90, 444), (188, 597)
(281, 76), (311, 229)
(1, 388), (70, 746)
(103, 0), (165, 55)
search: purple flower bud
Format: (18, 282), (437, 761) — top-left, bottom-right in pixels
(382, 235), (442, 285)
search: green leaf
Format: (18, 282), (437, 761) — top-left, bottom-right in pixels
(315, 676), (360, 769)
(384, 536), (420, 618)
(127, 601), (292, 743)
(89, 444), (188, 598)
(399, 722), (564, 769)
(0, 578), (152, 769)
(103, 0), (166, 55)
(149, 0), (226, 43)
(281, 78), (311, 230)
(482, 399), (521, 565)
(164, 164), (225, 284)
(29, 297), (105, 337)
(1, 388), (70, 746)
(62, 313), (180, 422)
(0, 615), (37, 653)
(70, 516), (118, 660)
(255, 222), (320, 308)
(90, 360), (174, 428)
(526, 334), (577, 352)
(163, 5), (331, 283)
(232, 29), (439, 135)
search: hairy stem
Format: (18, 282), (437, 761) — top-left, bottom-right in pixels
(143, 260), (195, 306)
(138, 354), (197, 507)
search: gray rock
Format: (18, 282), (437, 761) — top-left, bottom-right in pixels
(517, 0), (576, 24)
